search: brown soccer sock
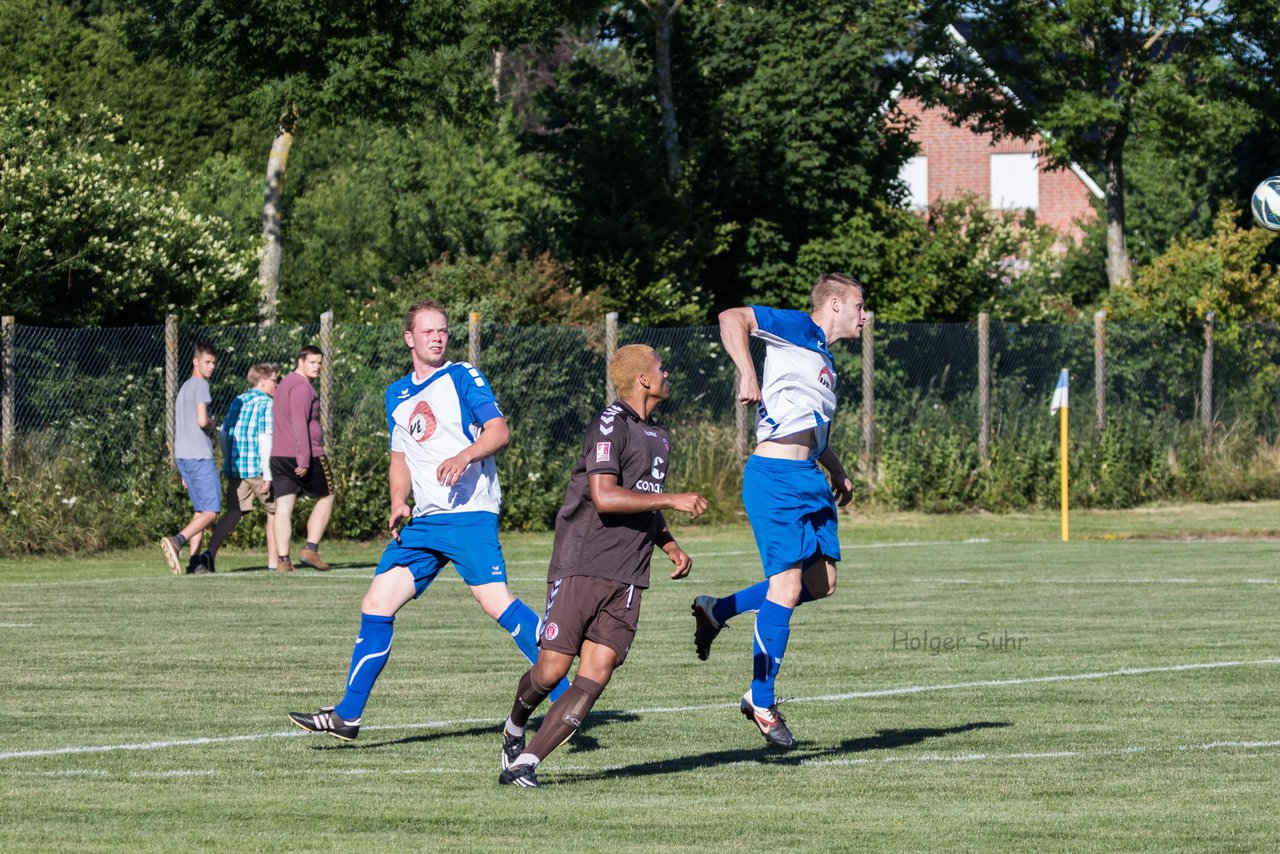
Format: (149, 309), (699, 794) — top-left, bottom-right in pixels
(525, 676), (604, 761)
(508, 668), (558, 731)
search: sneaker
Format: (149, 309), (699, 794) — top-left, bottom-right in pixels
(276, 558), (295, 573)
(740, 692), (797, 749)
(199, 551), (216, 574)
(160, 536), (182, 575)
(498, 763), (539, 788)
(186, 553), (203, 574)
(691, 595), (724, 661)
(501, 730), (526, 771)
(299, 548), (331, 571)
(288, 706), (360, 741)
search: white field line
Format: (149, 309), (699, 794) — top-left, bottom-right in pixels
(0, 623), (35, 627)
(7, 741), (1279, 779)
(4, 657), (1278, 763)
(0, 540), (994, 588)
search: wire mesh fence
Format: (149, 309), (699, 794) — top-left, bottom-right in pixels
(2, 311), (1279, 546)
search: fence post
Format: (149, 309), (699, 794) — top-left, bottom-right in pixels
(165, 314), (178, 462)
(319, 310), (334, 456)
(468, 311), (481, 366)
(1094, 310), (1106, 439)
(977, 312), (990, 464)
(1201, 311), (1214, 443)
(1, 316), (13, 480)
(861, 310), (875, 485)
(604, 311), (618, 402)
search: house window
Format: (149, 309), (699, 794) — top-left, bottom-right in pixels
(990, 152), (1038, 210)
(899, 155), (928, 209)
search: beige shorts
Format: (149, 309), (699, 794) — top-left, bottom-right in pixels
(227, 477), (277, 513)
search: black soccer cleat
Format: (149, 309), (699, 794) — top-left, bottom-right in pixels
(740, 693), (797, 750)
(691, 595), (724, 661)
(501, 730), (526, 772)
(198, 550), (216, 574)
(499, 762), (539, 788)
(289, 706), (360, 741)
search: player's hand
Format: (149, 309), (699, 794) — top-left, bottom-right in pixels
(388, 502), (411, 542)
(436, 452), (471, 487)
(665, 544), (692, 579)
(294, 466), (308, 478)
(258, 481), (271, 496)
(671, 492), (708, 520)
(832, 475), (854, 507)
(736, 374), (762, 407)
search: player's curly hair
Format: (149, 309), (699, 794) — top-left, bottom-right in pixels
(610, 344), (658, 396)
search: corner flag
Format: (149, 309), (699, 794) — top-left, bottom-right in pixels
(1051, 369), (1068, 541)
(1050, 369), (1069, 414)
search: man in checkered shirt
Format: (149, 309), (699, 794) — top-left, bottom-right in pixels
(199, 363), (280, 573)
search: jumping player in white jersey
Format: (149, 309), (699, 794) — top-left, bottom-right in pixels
(691, 273), (867, 748)
(288, 300), (567, 740)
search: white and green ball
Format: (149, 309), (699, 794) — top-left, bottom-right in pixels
(1252, 176), (1280, 232)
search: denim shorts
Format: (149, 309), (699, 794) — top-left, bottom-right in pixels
(176, 457), (222, 513)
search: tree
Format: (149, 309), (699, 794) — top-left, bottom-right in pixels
(0, 83), (258, 326)
(919, 1), (1242, 290)
(526, 1), (917, 319)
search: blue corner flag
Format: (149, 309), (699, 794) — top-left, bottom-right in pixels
(1050, 369), (1069, 414)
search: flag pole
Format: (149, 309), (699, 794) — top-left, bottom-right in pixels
(1059, 403), (1069, 542)
(1050, 368), (1070, 542)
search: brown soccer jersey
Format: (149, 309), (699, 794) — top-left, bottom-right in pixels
(547, 400), (672, 589)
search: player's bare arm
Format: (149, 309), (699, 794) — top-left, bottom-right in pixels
(655, 512), (693, 579)
(388, 450), (413, 539)
(718, 307), (761, 405)
(437, 416), (510, 487)
(588, 473), (708, 519)
(818, 446), (854, 507)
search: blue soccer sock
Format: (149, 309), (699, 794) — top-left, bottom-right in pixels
(712, 580), (815, 626)
(334, 613), (395, 721)
(750, 599), (794, 709)
(498, 599), (570, 702)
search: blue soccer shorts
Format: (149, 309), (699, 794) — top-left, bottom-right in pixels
(176, 457), (222, 513)
(742, 455), (841, 577)
(376, 511), (507, 598)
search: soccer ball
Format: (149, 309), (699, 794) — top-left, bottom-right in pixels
(1252, 176), (1280, 232)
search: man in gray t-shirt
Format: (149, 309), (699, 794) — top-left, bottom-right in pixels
(160, 341), (223, 575)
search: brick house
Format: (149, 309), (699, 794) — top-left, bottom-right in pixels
(895, 25), (1103, 242)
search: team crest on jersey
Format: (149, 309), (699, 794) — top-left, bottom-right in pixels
(818, 365), (836, 390)
(596, 441), (611, 462)
(544, 622), (560, 640)
(408, 400), (437, 441)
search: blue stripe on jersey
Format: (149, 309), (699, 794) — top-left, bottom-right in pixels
(751, 306), (832, 358)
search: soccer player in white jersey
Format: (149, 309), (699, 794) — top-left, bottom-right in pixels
(691, 273), (867, 748)
(289, 300), (567, 740)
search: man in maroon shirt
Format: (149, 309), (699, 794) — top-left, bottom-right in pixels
(498, 344), (708, 788)
(269, 346), (334, 572)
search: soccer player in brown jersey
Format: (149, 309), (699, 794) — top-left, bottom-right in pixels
(498, 344), (708, 788)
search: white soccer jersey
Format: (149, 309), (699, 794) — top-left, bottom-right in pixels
(751, 306), (838, 455)
(385, 361), (504, 516)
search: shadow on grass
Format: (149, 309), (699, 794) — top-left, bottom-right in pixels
(553, 720), (1014, 784)
(226, 561), (373, 573)
(307, 709), (643, 752)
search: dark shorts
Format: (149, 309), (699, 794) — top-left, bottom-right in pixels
(269, 454), (334, 499)
(540, 575), (643, 664)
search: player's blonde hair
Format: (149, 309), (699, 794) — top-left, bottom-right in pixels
(810, 272), (863, 311)
(610, 344), (658, 396)
(404, 299), (447, 333)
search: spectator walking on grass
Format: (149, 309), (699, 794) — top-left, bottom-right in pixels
(199, 363), (280, 573)
(161, 341), (221, 575)
(269, 345), (334, 573)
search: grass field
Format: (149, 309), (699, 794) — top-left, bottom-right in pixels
(3, 502), (1279, 852)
